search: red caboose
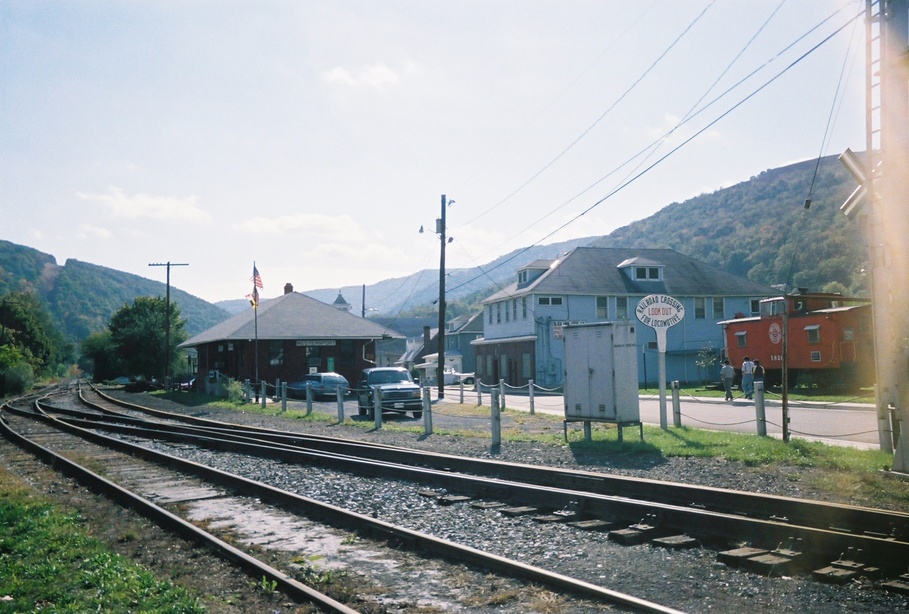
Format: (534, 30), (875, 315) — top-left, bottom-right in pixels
(719, 292), (874, 390)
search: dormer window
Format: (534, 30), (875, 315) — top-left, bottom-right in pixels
(635, 266), (661, 280)
(618, 257), (664, 282)
(518, 271), (527, 284)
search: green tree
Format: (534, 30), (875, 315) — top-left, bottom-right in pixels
(0, 291), (66, 375)
(108, 297), (187, 381)
(0, 344), (34, 395)
(79, 331), (124, 382)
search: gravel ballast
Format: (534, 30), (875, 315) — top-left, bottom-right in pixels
(106, 392), (909, 614)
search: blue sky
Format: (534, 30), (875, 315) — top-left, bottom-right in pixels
(0, 1), (865, 303)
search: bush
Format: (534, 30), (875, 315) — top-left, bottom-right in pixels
(0, 361), (34, 395)
(219, 378), (245, 403)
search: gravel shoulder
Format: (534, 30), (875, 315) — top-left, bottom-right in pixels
(3, 390), (909, 613)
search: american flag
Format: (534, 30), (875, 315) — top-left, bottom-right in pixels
(251, 264), (263, 289)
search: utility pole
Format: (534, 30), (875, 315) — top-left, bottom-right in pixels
(841, 1), (909, 471)
(437, 194), (448, 401)
(149, 261), (188, 389)
(873, 0), (909, 472)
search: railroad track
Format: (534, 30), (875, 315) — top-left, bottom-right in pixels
(1, 385), (685, 613)
(75, 383), (909, 576)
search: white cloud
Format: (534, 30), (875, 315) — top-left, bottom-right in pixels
(75, 224), (112, 240)
(77, 187), (211, 223)
(322, 62), (415, 90)
(232, 213), (362, 240)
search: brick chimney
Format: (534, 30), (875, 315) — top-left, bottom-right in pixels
(284, 283), (293, 295)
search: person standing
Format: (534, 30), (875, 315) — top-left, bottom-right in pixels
(720, 359), (735, 401)
(753, 359), (765, 395)
(741, 356), (755, 400)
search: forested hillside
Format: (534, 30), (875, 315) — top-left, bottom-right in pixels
(591, 154), (865, 295)
(0, 241), (229, 341)
(1, 154), (868, 348)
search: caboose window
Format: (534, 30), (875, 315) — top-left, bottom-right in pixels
(804, 324), (820, 344)
(735, 331), (747, 348)
(843, 327), (855, 341)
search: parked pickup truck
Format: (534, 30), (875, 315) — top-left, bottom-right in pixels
(357, 367), (423, 419)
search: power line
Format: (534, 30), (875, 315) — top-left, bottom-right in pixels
(445, 9), (862, 298)
(460, 1), (717, 228)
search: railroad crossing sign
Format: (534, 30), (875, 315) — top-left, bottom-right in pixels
(635, 294), (685, 352)
(636, 294), (685, 430)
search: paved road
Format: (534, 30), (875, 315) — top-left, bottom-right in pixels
(437, 386), (884, 451)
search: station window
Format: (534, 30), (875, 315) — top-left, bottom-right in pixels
(522, 296), (527, 319)
(596, 296), (608, 319)
(713, 298), (724, 320)
(695, 297), (706, 319)
(521, 353), (532, 379)
(268, 340), (284, 366)
(616, 297), (628, 319)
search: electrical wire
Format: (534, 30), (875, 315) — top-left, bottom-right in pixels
(460, 1), (717, 227)
(480, 3), (853, 257)
(444, 8), (862, 298)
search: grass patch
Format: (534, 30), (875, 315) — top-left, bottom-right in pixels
(652, 385), (876, 405)
(0, 466), (203, 613)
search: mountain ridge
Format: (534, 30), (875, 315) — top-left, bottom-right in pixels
(1, 153), (866, 343)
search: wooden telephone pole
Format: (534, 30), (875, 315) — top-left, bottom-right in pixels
(148, 261), (188, 389)
(842, 1), (909, 471)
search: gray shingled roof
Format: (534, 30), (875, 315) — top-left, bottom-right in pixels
(484, 247), (777, 302)
(180, 292), (403, 347)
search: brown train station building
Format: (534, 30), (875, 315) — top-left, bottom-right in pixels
(179, 284), (402, 393)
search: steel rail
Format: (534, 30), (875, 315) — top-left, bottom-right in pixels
(5, 399), (685, 614)
(38, 398), (909, 573)
(83, 385), (909, 546)
(0, 401), (358, 614)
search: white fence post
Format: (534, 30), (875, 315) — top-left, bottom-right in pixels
(491, 389), (501, 446)
(373, 386), (383, 429)
(528, 379), (535, 415)
(755, 381), (767, 436)
(336, 385), (345, 422)
(423, 387), (432, 435)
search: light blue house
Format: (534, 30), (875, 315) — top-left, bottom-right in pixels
(472, 247), (776, 388)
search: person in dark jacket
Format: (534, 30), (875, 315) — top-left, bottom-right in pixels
(752, 359), (765, 396)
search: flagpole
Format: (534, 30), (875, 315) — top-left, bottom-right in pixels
(253, 262), (260, 385)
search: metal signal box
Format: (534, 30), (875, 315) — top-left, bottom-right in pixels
(563, 321), (640, 431)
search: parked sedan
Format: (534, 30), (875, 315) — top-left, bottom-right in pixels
(287, 372), (350, 400)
